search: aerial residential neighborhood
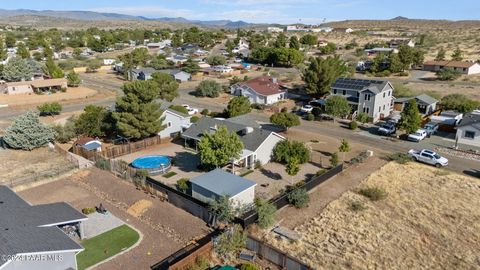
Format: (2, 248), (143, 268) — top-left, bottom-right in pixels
(0, 1), (479, 270)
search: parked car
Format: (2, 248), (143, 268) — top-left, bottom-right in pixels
(182, 104), (199, 115)
(377, 122), (396, 136)
(300, 105), (313, 113)
(407, 129), (427, 142)
(408, 149), (448, 167)
(423, 122), (439, 137)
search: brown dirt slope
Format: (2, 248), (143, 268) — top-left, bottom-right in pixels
(265, 162), (480, 269)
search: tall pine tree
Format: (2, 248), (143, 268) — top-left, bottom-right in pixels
(113, 81), (164, 139)
(399, 99), (422, 134)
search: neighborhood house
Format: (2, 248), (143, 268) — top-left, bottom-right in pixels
(158, 107), (192, 139)
(0, 186), (87, 270)
(182, 117), (285, 169)
(331, 78), (394, 122)
(423, 61), (480, 75)
(230, 76), (287, 105)
(455, 111), (480, 148)
(394, 94), (438, 115)
(1, 78), (68, 95)
(190, 169), (256, 207)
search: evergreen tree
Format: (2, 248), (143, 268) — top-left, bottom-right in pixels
(289, 36), (300, 50)
(113, 81), (164, 139)
(256, 199), (276, 229)
(398, 45), (414, 70)
(399, 99), (422, 134)
(181, 58), (201, 74)
(75, 105), (110, 137)
(435, 48), (446, 61)
(66, 71), (81, 87)
(16, 43), (30, 59)
(150, 72), (179, 102)
(0, 40), (7, 61)
(226, 96), (251, 117)
(338, 139), (350, 162)
(388, 52), (403, 73)
(274, 33), (287, 48)
(5, 33), (16, 48)
(2, 57), (34, 82)
(451, 47), (463, 61)
(195, 79), (221, 97)
(198, 125), (244, 169)
(3, 111), (55, 150)
(45, 56), (64, 78)
(285, 156), (300, 184)
(303, 56), (349, 97)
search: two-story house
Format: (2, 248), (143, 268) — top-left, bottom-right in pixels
(330, 78), (394, 122)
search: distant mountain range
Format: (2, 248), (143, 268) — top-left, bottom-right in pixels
(0, 9), (252, 28)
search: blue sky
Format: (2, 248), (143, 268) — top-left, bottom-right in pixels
(2, 0), (479, 24)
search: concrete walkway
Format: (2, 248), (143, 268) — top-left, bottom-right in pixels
(83, 212), (125, 239)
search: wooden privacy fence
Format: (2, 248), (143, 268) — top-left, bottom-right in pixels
(246, 235), (314, 270)
(238, 163), (344, 228)
(72, 136), (170, 160)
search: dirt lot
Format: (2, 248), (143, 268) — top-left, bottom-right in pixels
(0, 87), (97, 107)
(263, 162), (480, 269)
(18, 168), (211, 270)
(0, 147), (74, 186)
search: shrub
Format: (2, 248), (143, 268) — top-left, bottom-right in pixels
(315, 169), (327, 176)
(134, 169), (149, 182)
(195, 79), (221, 97)
(312, 107), (321, 117)
(176, 178), (189, 192)
(350, 201), (367, 211)
(240, 263), (259, 270)
(273, 140), (310, 164)
(349, 120), (358, 130)
(254, 160), (262, 169)
(359, 187), (387, 201)
(183, 256), (209, 270)
(281, 107), (288, 113)
(387, 152), (412, 164)
(95, 159), (111, 170)
(330, 152), (339, 167)
(38, 102), (62, 116)
(287, 188), (309, 208)
(191, 115), (200, 123)
(201, 109), (209, 115)
(256, 199), (276, 229)
(306, 113), (314, 121)
(81, 207), (96, 215)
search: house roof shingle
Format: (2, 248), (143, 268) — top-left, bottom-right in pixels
(237, 76), (285, 96)
(182, 117), (276, 152)
(423, 60), (477, 69)
(0, 186), (86, 267)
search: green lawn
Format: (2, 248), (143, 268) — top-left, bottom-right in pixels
(76, 224), (140, 270)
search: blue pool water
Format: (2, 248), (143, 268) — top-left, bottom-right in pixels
(131, 155), (171, 169)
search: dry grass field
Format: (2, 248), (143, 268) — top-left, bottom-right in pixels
(0, 87), (97, 107)
(0, 147), (73, 185)
(264, 162), (480, 269)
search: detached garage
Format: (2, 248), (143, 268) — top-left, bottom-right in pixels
(190, 169), (256, 208)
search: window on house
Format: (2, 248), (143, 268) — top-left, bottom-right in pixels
(167, 122), (172, 127)
(379, 106), (381, 112)
(364, 94), (371, 101)
(343, 90), (346, 95)
(383, 105), (386, 110)
(357, 92), (360, 97)
(333, 89), (337, 94)
(464, 130), (475, 139)
(383, 92), (386, 98)
(363, 107), (369, 114)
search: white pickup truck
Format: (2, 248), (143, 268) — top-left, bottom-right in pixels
(407, 129), (427, 142)
(408, 149), (449, 167)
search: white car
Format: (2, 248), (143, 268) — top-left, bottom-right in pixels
(300, 105), (313, 113)
(408, 149), (448, 167)
(407, 129), (427, 142)
(182, 104), (199, 115)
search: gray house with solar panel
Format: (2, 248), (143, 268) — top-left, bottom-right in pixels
(331, 78), (394, 122)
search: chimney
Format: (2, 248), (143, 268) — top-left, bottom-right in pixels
(243, 127), (254, 135)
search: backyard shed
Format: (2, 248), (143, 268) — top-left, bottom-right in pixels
(190, 169), (256, 207)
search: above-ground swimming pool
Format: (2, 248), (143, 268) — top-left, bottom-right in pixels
(131, 155), (171, 175)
